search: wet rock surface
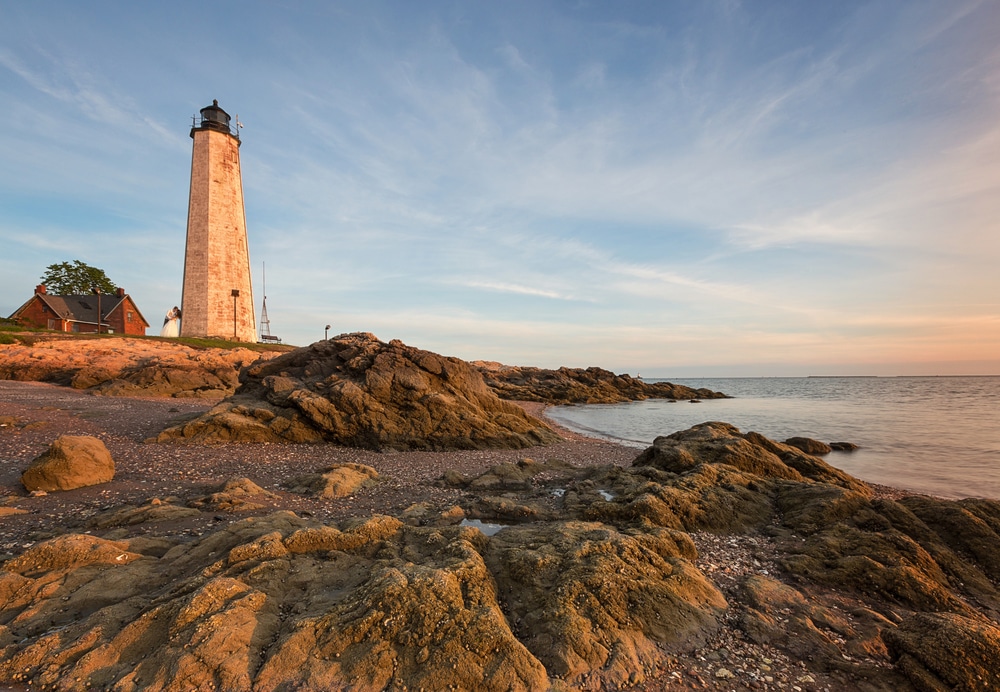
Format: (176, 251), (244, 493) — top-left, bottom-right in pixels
(784, 436), (834, 456)
(474, 362), (728, 404)
(155, 333), (561, 451)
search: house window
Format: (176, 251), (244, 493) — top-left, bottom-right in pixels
(71, 323), (80, 333)
(47, 319), (56, 330)
(127, 311), (133, 322)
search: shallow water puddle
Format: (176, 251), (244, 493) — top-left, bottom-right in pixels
(459, 519), (508, 536)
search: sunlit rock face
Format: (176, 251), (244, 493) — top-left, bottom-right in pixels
(21, 434), (115, 491)
(7, 421), (1000, 691)
(155, 332), (560, 451)
(0, 336), (278, 399)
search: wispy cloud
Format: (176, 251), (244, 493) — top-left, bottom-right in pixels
(1, 1), (998, 374)
(450, 280), (587, 302)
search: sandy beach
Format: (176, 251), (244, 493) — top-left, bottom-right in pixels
(0, 381), (637, 543)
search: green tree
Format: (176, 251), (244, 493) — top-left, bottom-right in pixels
(40, 260), (119, 295)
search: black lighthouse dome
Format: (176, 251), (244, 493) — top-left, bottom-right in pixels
(191, 99), (237, 139)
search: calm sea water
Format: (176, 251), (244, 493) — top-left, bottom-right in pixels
(547, 377), (1000, 500)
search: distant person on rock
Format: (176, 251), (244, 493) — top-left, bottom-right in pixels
(160, 306), (181, 338)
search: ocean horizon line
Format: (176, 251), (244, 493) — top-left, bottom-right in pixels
(641, 374), (1000, 380)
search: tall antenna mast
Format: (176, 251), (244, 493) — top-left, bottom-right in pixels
(259, 262), (271, 342)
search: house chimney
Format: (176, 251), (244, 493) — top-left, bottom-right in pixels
(116, 287), (126, 298)
(35, 284), (46, 295)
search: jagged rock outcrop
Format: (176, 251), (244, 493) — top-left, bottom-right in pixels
(154, 333), (560, 451)
(0, 512), (724, 691)
(455, 422), (1000, 688)
(0, 334), (732, 407)
(739, 574), (889, 669)
(484, 521), (726, 687)
(883, 612), (1000, 690)
(474, 362), (728, 404)
(21, 434), (115, 491)
(0, 336), (283, 398)
(6, 422), (1000, 690)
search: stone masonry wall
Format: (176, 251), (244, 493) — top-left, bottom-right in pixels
(180, 128), (257, 342)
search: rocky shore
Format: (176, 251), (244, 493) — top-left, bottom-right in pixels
(0, 333), (288, 399)
(1, 334), (1000, 691)
(0, 332), (725, 406)
(474, 362), (727, 404)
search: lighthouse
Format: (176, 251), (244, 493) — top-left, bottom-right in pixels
(179, 100), (256, 342)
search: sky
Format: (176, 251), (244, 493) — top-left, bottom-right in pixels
(1, 1), (998, 377)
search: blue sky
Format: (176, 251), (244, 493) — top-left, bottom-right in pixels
(1, 1), (998, 376)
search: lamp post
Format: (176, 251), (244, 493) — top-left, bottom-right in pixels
(231, 289), (240, 341)
(325, 324), (331, 340)
(92, 286), (102, 334)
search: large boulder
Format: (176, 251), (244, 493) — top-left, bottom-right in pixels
(154, 333), (561, 451)
(635, 422), (805, 481)
(21, 435), (115, 491)
(633, 422), (865, 491)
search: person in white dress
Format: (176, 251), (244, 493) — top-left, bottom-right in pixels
(160, 306), (181, 337)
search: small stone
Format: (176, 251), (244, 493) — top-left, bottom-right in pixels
(715, 668), (735, 680)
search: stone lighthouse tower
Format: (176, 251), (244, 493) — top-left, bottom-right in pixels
(179, 100), (256, 342)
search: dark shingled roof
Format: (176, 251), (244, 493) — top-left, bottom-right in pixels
(8, 291), (150, 329)
(37, 294), (125, 325)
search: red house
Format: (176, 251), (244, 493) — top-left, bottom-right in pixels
(8, 285), (150, 336)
